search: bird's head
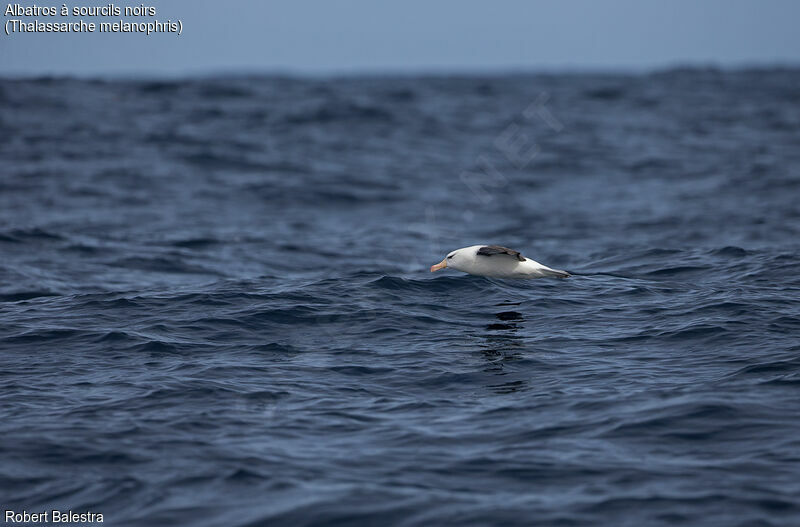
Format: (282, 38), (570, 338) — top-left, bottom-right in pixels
(430, 247), (469, 273)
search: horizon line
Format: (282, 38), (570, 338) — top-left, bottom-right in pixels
(3, 60), (800, 82)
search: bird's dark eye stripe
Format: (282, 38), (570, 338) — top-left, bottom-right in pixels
(447, 255), (454, 259)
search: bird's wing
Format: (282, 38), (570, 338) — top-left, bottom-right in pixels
(476, 245), (526, 261)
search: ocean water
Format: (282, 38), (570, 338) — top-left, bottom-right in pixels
(1, 69), (799, 526)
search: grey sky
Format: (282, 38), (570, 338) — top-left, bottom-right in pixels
(2, 0), (799, 76)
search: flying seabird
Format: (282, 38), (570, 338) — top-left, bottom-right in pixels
(430, 245), (570, 279)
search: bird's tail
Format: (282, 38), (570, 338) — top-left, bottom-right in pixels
(541, 267), (570, 279)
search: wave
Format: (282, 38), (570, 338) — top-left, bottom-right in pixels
(0, 291), (60, 302)
(283, 101), (394, 125)
(107, 256), (221, 275)
(0, 227), (65, 243)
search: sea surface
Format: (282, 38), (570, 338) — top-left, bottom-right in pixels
(1, 69), (800, 526)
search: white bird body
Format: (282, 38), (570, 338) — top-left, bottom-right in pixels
(430, 245), (569, 279)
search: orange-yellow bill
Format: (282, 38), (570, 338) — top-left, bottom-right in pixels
(430, 259), (447, 272)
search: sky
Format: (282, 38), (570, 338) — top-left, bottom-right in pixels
(2, 0), (800, 76)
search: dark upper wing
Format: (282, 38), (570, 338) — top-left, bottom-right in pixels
(476, 245), (526, 261)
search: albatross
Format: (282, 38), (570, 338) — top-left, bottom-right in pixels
(430, 245), (569, 279)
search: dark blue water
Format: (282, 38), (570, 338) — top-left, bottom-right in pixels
(2, 69), (800, 526)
